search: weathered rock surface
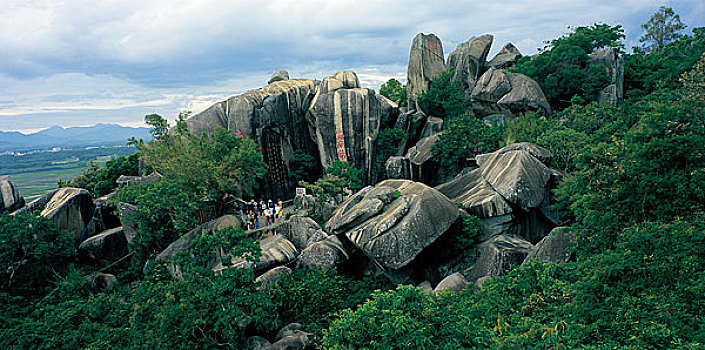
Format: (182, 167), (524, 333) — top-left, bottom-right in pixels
(499, 142), (552, 166)
(247, 336), (274, 350)
(79, 227), (129, 265)
(523, 227), (574, 264)
(326, 180), (459, 270)
(406, 33), (446, 110)
(39, 187), (96, 246)
(471, 68), (551, 116)
(419, 116), (444, 138)
(384, 156), (411, 180)
(307, 71), (387, 183)
(87, 272), (117, 292)
(155, 215), (241, 279)
(436, 168), (513, 218)
(256, 266), (292, 288)
(117, 202), (139, 243)
(296, 235), (349, 270)
(588, 47), (624, 103)
(447, 34), (494, 90)
(476, 148), (552, 210)
(16, 189), (58, 214)
(229, 235), (298, 272)
(186, 79), (320, 199)
(434, 272), (469, 292)
(464, 234), (533, 283)
(487, 43), (522, 69)
(497, 72), (552, 115)
(0, 175), (24, 213)
(273, 323), (311, 350)
(268, 70), (290, 84)
(278, 215), (327, 251)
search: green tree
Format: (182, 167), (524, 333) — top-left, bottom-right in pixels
(432, 114), (503, 174)
(379, 78), (407, 106)
(640, 6), (686, 53)
(326, 160), (363, 192)
(418, 69), (468, 118)
(288, 150), (317, 185)
(511, 24), (624, 109)
(58, 154), (140, 197)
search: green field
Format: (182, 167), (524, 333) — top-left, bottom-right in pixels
(11, 167), (85, 198)
(1, 146), (137, 200)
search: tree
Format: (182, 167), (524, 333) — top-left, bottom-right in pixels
(418, 69), (468, 118)
(379, 78), (407, 106)
(640, 6), (686, 53)
(511, 23), (624, 109)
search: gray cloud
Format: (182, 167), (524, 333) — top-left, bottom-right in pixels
(1, 0), (703, 131)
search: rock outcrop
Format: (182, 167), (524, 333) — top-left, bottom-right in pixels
(487, 43), (522, 69)
(307, 71), (391, 183)
(447, 34), (494, 90)
(433, 272), (469, 292)
(523, 227), (575, 264)
(186, 79), (320, 199)
(0, 175), (24, 213)
(296, 235), (349, 270)
(29, 187), (96, 246)
(268, 70), (290, 85)
(78, 227), (129, 265)
(471, 68), (551, 116)
(325, 180), (458, 270)
(464, 234), (533, 283)
(588, 47), (624, 103)
(278, 215), (327, 251)
(406, 33), (446, 110)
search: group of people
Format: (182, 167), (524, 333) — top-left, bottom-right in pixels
(243, 199), (284, 230)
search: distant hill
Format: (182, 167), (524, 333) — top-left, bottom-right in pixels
(0, 124), (152, 152)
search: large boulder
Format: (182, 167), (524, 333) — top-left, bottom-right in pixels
(588, 47), (624, 103)
(435, 168), (513, 218)
(78, 227), (129, 265)
(39, 187), (95, 246)
(447, 34), (494, 90)
(278, 215), (327, 251)
(384, 156), (411, 180)
(406, 134), (441, 184)
(0, 175), (24, 213)
(464, 234), (533, 283)
(433, 272), (469, 292)
(256, 266), (292, 289)
(406, 33), (446, 110)
(268, 70), (290, 84)
(487, 43), (522, 69)
(186, 79), (319, 200)
(471, 68), (551, 116)
(497, 72), (552, 115)
(117, 202), (139, 243)
(476, 147), (553, 210)
(325, 180), (459, 270)
(307, 73), (386, 183)
(296, 235), (349, 270)
(155, 215), (241, 279)
(523, 227), (575, 264)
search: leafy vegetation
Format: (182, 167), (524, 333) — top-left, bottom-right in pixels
(58, 153), (139, 197)
(511, 23), (624, 109)
(379, 78), (407, 106)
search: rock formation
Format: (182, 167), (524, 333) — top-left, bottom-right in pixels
(523, 227), (575, 264)
(471, 68), (552, 116)
(306, 71), (391, 183)
(487, 43), (523, 69)
(406, 33), (446, 110)
(79, 227), (129, 265)
(447, 34), (494, 90)
(0, 175), (24, 213)
(588, 47), (624, 103)
(186, 78), (320, 199)
(21, 187), (96, 246)
(325, 179), (458, 270)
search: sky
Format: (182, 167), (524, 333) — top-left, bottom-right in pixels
(1, 0), (704, 133)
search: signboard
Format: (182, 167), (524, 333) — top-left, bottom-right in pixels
(295, 187), (306, 196)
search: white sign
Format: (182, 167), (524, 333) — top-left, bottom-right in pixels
(296, 187), (306, 196)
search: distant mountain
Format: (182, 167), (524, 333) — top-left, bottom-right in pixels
(0, 124), (152, 152)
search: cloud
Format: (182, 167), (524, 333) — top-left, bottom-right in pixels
(1, 0), (703, 131)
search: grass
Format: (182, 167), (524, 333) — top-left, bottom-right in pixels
(11, 167), (85, 198)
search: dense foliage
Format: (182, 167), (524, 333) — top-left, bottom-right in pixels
(59, 153), (139, 196)
(379, 78), (407, 106)
(511, 24), (624, 109)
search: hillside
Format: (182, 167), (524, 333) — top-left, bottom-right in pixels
(1, 13), (704, 350)
(0, 123), (151, 152)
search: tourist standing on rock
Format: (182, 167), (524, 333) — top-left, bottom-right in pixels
(275, 201), (282, 223)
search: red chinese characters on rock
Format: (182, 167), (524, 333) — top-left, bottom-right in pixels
(424, 39), (441, 56)
(335, 131), (348, 162)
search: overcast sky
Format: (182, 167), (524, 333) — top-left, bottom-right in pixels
(1, 0), (703, 133)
